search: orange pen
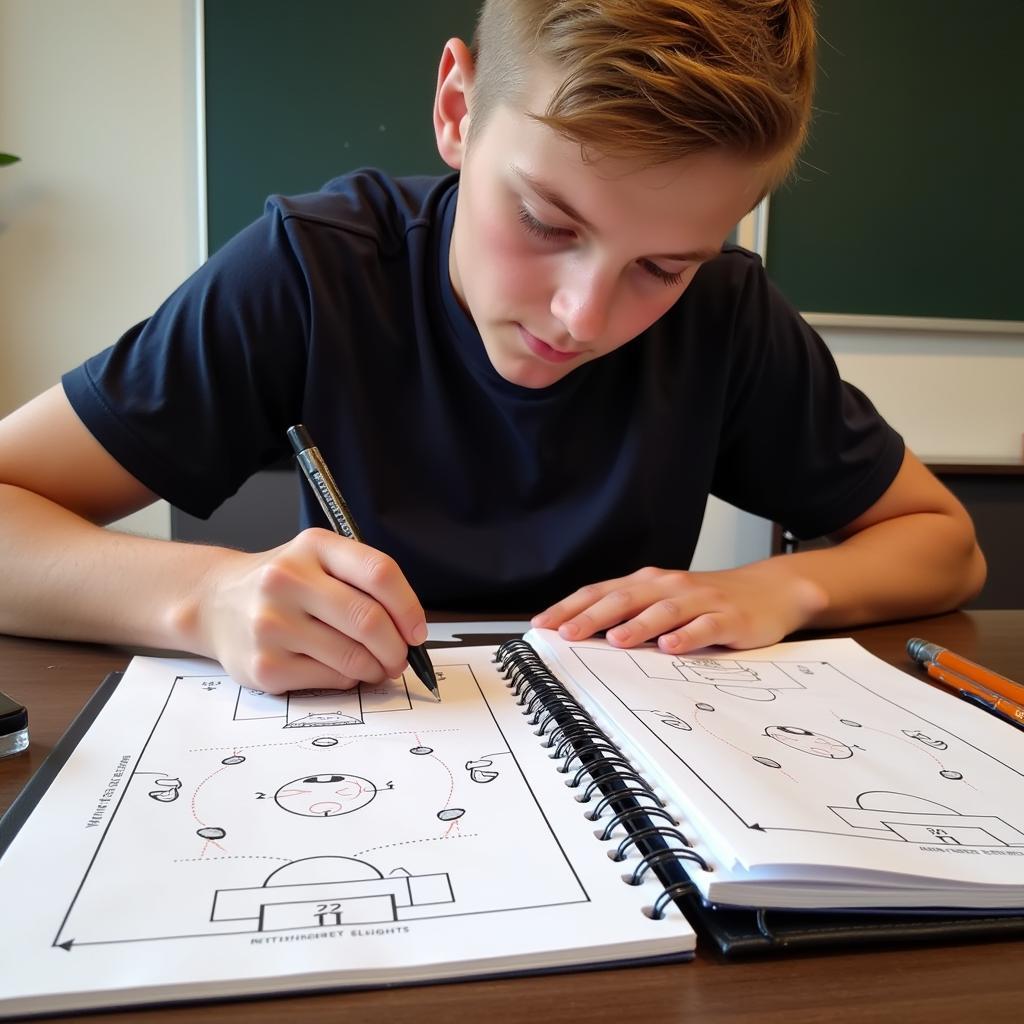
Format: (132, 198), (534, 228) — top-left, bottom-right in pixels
(916, 658), (1024, 730)
(907, 638), (1024, 706)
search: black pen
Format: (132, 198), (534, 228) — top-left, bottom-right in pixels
(287, 423), (440, 701)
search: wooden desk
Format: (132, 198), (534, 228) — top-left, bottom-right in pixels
(2, 611), (1023, 1023)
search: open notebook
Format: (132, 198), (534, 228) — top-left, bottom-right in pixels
(4, 628), (1024, 1014)
(525, 630), (1024, 913)
(0, 639), (693, 1018)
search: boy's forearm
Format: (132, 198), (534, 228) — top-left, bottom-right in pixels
(766, 510), (986, 631)
(0, 484), (237, 654)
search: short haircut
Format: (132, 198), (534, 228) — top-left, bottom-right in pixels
(469, 0), (816, 187)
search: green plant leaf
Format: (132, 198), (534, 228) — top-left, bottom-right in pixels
(0, 153), (21, 166)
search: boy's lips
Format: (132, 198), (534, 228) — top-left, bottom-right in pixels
(516, 324), (579, 363)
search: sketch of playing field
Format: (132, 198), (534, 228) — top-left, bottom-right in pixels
(561, 644), (1024, 851)
(233, 675), (415, 727)
(53, 661), (591, 949)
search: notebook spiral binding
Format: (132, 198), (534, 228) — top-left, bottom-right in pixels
(494, 639), (712, 920)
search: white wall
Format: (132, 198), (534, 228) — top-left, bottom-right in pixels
(0, 0), (202, 538)
(2, 3), (1020, 567)
(828, 329), (1024, 461)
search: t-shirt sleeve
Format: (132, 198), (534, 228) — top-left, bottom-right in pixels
(710, 261), (905, 539)
(62, 206), (310, 519)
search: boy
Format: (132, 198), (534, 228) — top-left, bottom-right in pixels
(0, 1), (984, 695)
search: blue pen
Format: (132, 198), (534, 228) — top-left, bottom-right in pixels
(957, 690), (1024, 732)
(913, 655), (1024, 731)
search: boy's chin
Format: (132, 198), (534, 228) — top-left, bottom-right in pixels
(489, 355), (573, 390)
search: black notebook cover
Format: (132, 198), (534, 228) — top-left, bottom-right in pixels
(680, 892), (1024, 955)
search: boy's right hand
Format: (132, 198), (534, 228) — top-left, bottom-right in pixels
(191, 527), (428, 695)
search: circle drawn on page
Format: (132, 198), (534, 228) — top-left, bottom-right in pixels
(274, 774), (378, 817)
(765, 726), (853, 759)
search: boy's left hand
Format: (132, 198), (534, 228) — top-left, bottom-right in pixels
(532, 454), (987, 652)
(531, 562), (828, 654)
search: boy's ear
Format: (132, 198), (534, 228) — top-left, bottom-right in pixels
(433, 38), (475, 170)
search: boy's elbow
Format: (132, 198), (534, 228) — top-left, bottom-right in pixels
(959, 536), (987, 606)
(944, 507), (986, 608)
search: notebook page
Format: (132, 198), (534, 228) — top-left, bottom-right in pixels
(528, 631), (1024, 899)
(0, 647), (692, 1017)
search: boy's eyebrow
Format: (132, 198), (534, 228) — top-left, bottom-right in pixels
(511, 164), (720, 263)
(513, 165), (597, 231)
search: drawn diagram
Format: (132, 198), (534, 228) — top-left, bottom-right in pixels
(211, 856), (454, 931)
(657, 653), (808, 701)
(234, 679), (414, 728)
(566, 644), (1024, 850)
(274, 774), (381, 817)
(51, 664), (591, 950)
(465, 756), (502, 783)
(766, 726), (853, 759)
(639, 710), (691, 732)
(830, 792), (1024, 847)
(140, 773), (182, 803)
(902, 730), (947, 750)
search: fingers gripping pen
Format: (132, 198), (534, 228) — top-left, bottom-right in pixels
(287, 424), (440, 701)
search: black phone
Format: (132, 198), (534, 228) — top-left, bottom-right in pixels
(0, 688), (28, 758)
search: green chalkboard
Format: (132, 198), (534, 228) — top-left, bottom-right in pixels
(205, 2), (1022, 323)
(765, 0), (1023, 322)
(204, 0), (480, 253)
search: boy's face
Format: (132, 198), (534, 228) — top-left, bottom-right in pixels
(443, 62), (768, 390)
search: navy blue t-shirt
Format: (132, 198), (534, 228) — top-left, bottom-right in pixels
(63, 170), (904, 610)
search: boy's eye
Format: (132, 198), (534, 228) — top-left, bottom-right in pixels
(639, 259), (685, 287)
(517, 207), (573, 241)
(518, 206), (686, 287)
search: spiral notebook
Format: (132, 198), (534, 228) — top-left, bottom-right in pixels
(5, 630), (1024, 1015)
(519, 628), (1024, 950)
(0, 638), (695, 1018)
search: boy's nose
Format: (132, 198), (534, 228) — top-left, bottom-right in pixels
(550, 269), (614, 344)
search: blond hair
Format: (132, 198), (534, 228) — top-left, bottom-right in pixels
(470, 0), (816, 186)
